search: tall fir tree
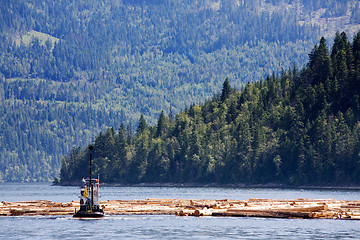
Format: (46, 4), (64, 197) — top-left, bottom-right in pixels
(308, 37), (332, 86)
(221, 78), (232, 102)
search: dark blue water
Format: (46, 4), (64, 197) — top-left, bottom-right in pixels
(1, 215), (359, 240)
(1, 183), (360, 239)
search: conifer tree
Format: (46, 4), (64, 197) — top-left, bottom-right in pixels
(352, 32), (360, 95)
(221, 78), (231, 102)
(308, 37), (332, 85)
(156, 110), (167, 138)
(137, 114), (148, 135)
(110, 123), (128, 182)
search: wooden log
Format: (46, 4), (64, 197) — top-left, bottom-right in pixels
(0, 198), (357, 220)
(267, 205), (325, 213)
(9, 209), (25, 216)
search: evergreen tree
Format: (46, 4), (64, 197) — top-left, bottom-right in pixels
(221, 78), (232, 102)
(156, 110), (167, 138)
(136, 114), (148, 135)
(308, 37), (332, 85)
(110, 123), (128, 182)
(352, 31), (360, 96)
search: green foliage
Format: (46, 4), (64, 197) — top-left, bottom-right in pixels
(1, 0), (360, 181)
(60, 31), (360, 185)
(220, 78), (232, 102)
(307, 37), (332, 85)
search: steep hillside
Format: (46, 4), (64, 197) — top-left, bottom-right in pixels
(1, 0), (360, 181)
(59, 31), (360, 186)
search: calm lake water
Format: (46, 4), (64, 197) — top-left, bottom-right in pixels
(1, 183), (360, 239)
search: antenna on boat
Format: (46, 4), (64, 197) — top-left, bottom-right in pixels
(89, 145), (93, 183)
(89, 145), (94, 210)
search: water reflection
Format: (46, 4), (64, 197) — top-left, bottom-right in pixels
(1, 182), (360, 202)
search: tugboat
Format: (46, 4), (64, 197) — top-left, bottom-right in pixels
(73, 145), (104, 218)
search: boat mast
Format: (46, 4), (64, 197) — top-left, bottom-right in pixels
(89, 145), (94, 210)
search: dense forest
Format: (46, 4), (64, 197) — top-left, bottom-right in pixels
(1, 0), (360, 182)
(59, 31), (360, 185)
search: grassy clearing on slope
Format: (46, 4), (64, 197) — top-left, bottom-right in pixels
(14, 30), (59, 50)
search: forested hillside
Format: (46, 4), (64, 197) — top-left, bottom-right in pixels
(59, 31), (360, 186)
(1, 0), (360, 181)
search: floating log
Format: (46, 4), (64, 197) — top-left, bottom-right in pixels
(0, 198), (359, 220)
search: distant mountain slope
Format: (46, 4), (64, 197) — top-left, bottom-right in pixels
(60, 31), (360, 185)
(1, 0), (360, 181)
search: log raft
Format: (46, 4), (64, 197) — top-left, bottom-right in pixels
(1, 198), (360, 220)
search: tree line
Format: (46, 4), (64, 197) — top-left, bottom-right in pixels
(59, 31), (360, 185)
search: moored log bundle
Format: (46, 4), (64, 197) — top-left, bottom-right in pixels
(1, 198), (360, 220)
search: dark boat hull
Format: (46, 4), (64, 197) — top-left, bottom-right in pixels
(73, 210), (104, 218)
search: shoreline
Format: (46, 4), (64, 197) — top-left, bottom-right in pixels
(54, 181), (360, 190)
